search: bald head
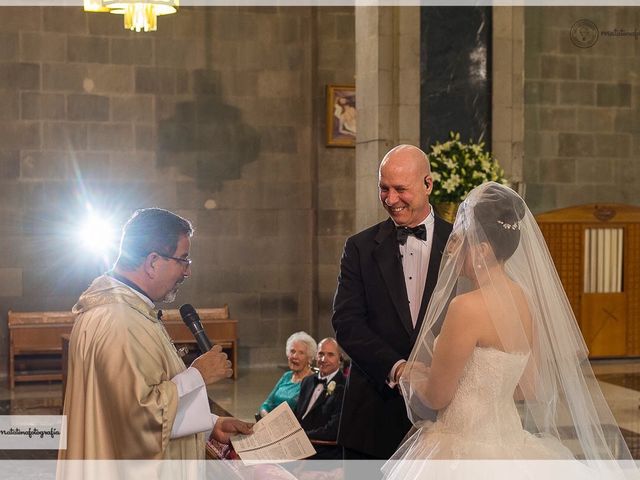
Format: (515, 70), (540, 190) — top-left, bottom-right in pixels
(378, 144), (433, 227)
(379, 145), (431, 178)
(316, 337), (341, 377)
(318, 337), (339, 350)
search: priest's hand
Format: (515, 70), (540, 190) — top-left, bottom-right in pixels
(211, 416), (254, 444)
(191, 345), (233, 385)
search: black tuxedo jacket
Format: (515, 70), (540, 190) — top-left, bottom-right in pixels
(295, 370), (345, 459)
(331, 215), (452, 459)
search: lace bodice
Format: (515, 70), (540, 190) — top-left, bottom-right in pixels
(434, 347), (529, 439)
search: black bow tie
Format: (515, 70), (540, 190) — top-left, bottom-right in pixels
(396, 224), (427, 245)
(314, 376), (327, 387)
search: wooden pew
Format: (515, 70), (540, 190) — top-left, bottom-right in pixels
(9, 306), (238, 388)
(8, 311), (75, 389)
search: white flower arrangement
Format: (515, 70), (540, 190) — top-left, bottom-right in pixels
(428, 132), (508, 204)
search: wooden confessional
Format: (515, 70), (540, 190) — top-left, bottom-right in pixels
(536, 204), (640, 358)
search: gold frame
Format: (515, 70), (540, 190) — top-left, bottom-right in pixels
(326, 84), (356, 147)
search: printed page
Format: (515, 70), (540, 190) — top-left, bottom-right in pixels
(231, 402), (316, 464)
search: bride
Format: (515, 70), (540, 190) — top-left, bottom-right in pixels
(383, 182), (638, 479)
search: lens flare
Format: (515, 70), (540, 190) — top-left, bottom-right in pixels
(79, 213), (117, 255)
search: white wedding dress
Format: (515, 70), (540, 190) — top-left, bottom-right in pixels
(382, 345), (577, 480)
(391, 345), (573, 463)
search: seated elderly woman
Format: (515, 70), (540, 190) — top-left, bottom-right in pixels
(258, 331), (317, 417)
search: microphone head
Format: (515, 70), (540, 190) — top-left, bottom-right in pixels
(179, 303), (212, 352)
(179, 304), (198, 322)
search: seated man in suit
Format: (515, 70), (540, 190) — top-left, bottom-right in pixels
(295, 337), (345, 460)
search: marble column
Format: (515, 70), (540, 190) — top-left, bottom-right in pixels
(420, 7), (493, 149)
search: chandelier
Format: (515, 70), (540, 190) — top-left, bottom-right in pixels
(83, 0), (110, 12)
(83, 0), (178, 33)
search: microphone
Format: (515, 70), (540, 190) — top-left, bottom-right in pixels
(179, 304), (213, 353)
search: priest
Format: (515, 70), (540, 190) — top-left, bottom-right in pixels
(60, 208), (252, 460)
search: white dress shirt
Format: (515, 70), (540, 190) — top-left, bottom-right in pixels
(399, 208), (435, 327)
(302, 369), (339, 419)
(388, 207), (435, 386)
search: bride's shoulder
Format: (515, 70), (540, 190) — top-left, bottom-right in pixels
(444, 292), (484, 329)
(449, 290), (483, 312)
(439, 293), (483, 345)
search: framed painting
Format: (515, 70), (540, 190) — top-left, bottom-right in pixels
(326, 84), (356, 147)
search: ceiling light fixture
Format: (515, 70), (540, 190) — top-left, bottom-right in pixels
(83, 0), (110, 12)
(84, 0), (178, 33)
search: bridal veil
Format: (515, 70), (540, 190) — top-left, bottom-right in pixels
(395, 182), (637, 477)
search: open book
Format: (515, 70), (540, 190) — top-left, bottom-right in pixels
(230, 402), (316, 464)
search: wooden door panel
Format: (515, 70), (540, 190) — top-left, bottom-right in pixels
(580, 293), (626, 357)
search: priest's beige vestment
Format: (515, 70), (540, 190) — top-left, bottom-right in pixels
(60, 275), (205, 460)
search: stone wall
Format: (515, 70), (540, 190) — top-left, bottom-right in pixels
(0, 6), (355, 374)
(524, 7), (640, 213)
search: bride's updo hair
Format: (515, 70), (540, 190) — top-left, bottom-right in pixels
(473, 184), (526, 262)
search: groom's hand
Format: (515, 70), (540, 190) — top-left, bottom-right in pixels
(394, 363), (406, 384)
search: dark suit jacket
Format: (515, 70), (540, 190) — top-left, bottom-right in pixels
(295, 370), (346, 460)
(331, 215), (452, 459)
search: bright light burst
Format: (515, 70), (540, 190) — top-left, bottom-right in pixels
(79, 212), (118, 256)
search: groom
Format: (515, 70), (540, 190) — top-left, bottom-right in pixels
(332, 144), (452, 459)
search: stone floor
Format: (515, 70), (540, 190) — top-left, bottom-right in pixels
(0, 361), (638, 459)
(591, 360), (640, 439)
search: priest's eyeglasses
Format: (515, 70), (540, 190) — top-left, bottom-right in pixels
(159, 254), (192, 268)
